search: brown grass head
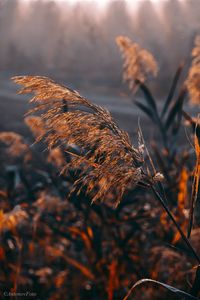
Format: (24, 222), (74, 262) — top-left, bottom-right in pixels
(12, 75), (160, 205)
(116, 36), (158, 92)
(33, 191), (67, 213)
(0, 132), (30, 160)
(24, 115), (46, 141)
(0, 205), (28, 233)
(47, 147), (66, 168)
(186, 35), (200, 104)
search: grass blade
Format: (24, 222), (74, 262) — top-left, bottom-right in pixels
(134, 100), (156, 123)
(135, 79), (158, 114)
(151, 186), (200, 264)
(134, 80), (170, 146)
(123, 279), (200, 300)
(187, 117), (200, 238)
(191, 266), (200, 297)
(162, 63), (184, 118)
(165, 87), (186, 131)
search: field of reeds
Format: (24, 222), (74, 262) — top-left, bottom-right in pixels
(0, 33), (199, 300)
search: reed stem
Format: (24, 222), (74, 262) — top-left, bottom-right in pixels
(151, 185), (200, 264)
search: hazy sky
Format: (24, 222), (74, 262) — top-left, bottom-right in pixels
(0, 0), (198, 94)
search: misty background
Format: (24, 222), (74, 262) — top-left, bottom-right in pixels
(1, 0), (200, 91)
(0, 0), (199, 137)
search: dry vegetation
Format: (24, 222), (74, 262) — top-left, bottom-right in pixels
(0, 35), (199, 300)
(116, 36), (158, 92)
(186, 36), (200, 105)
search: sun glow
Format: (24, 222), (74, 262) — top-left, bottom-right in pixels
(53, 0), (164, 13)
(22, 0), (163, 9)
(56, 0), (162, 4)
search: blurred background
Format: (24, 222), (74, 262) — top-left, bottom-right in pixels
(0, 0), (199, 136)
(1, 3), (200, 299)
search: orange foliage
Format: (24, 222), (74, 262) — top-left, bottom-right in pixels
(177, 167), (189, 212)
(108, 260), (119, 300)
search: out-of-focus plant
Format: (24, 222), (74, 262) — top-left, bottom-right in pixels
(116, 36), (158, 92)
(186, 36), (200, 105)
(11, 75), (164, 206)
(116, 35), (200, 299)
(0, 35), (199, 300)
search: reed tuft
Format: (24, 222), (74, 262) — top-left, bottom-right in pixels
(0, 205), (28, 233)
(12, 76), (150, 205)
(116, 36), (158, 91)
(0, 132), (30, 159)
(186, 35), (200, 104)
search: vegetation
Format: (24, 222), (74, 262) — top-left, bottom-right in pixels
(0, 35), (199, 300)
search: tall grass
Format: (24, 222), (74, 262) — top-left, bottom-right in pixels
(0, 35), (199, 300)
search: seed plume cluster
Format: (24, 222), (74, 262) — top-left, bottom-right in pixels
(12, 76), (145, 204)
(0, 132), (30, 159)
(186, 35), (200, 104)
(24, 115), (46, 140)
(0, 33), (199, 300)
(116, 36), (158, 91)
(0, 205), (28, 233)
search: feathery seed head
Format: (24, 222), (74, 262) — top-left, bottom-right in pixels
(25, 116), (46, 141)
(116, 36), (158, 92)
(12, 75), (160, 205)
(186, 35), (200, 104)
(0, 205), (28, 233)
(0, 132), (30, 159)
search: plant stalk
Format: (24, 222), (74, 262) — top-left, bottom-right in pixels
(151, 185), (200, 264)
